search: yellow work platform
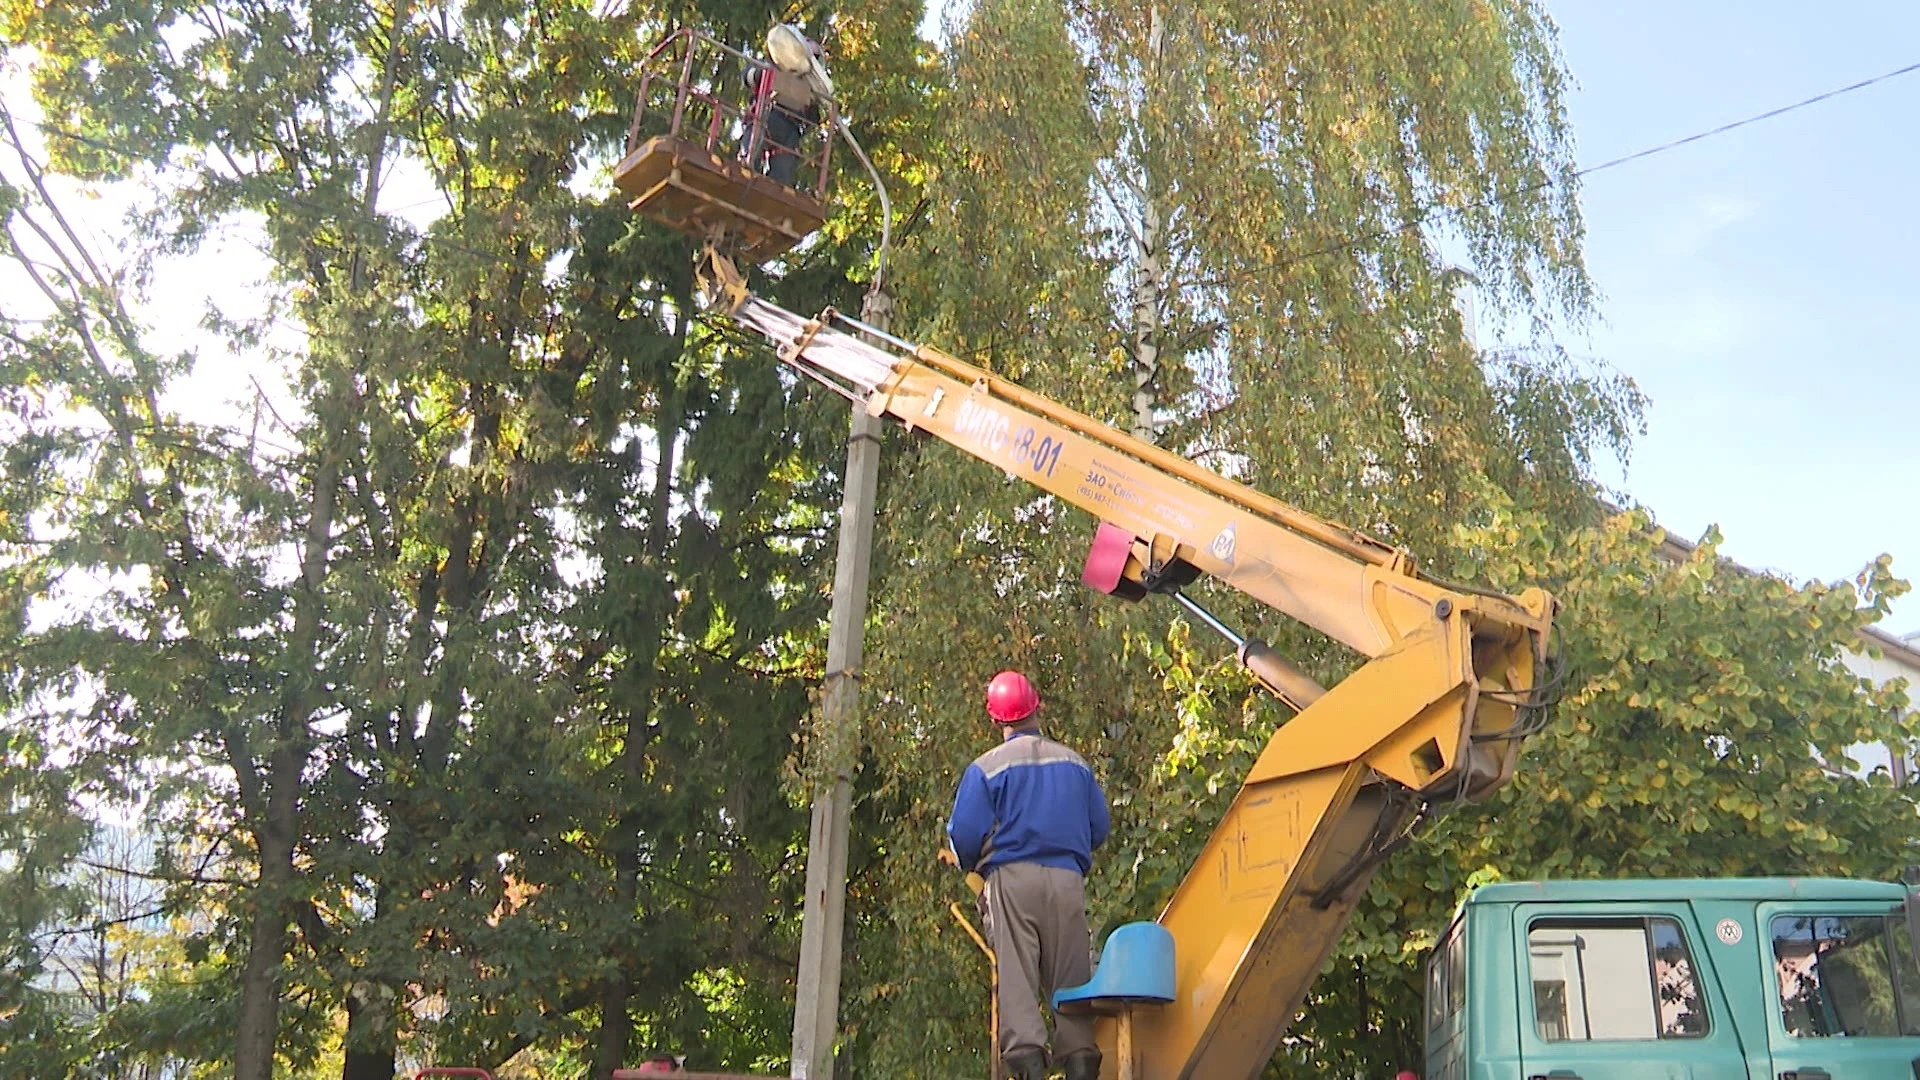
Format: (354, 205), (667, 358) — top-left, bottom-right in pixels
(614, 135), (826, 264)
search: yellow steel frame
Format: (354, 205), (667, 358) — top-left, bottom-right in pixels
(709, 261), (1554, 1080)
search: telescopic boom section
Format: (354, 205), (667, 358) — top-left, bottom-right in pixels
(705, 257), (1555, 1079)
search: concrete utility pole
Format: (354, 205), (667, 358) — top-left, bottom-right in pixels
(790, 287), (891, 1080)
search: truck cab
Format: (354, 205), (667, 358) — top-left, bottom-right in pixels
(1425, 878), (1920, 1080)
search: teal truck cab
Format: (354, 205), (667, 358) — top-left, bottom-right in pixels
(1425, 878), (1920, 1080)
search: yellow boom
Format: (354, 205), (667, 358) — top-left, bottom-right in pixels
(701, 253), (1554, 1079)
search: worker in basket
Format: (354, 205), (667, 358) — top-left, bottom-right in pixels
(744, 28), (823, 187)
(944, 671), (1110, 1080)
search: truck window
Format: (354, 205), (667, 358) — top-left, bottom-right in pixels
(1427, 917), (1465, 1034)
(1770, 914), (1920, 1038)
(1448, 918), (1466, 1018)
(1426, 937), (1446, 1033)
(1526, 917), (1707, 1041)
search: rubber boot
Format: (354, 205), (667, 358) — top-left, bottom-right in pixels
(1003, 1048), (1048, 1080)
(1061, 1049), (1101, 1080)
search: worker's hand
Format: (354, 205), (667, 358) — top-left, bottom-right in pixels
(937, 846), (960, 868)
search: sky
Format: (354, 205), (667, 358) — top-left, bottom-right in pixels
(1536, 0), (1920, 636)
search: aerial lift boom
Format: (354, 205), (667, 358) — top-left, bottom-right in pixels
(698, 251), (1555, 1079)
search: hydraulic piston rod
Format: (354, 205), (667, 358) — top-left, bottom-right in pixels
(1167, 590), (1327, 713)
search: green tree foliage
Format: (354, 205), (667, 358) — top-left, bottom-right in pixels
(0, 0), (924, 1074)
(1281, 508), (1916, 1076)
(1475, 514), (1915, 880)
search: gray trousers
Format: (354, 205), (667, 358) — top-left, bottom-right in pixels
(984, 861), (1096, 1060)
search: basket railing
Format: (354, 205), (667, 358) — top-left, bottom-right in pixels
(625, 27), (834, 203)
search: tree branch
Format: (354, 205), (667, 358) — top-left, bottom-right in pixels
(73, 855), (247, 888)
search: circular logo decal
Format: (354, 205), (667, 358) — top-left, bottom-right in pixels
(1209, 523), (1238, 565)
(1716, 918), (1744, 945)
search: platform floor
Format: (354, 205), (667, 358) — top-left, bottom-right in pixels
(614, 135), (826, 263)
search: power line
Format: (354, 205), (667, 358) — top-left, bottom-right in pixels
(1576, 58), (1920, 180)
(1199, 56), (1920, 290)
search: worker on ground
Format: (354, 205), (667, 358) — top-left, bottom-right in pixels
(945, 670), (1110, 1080)
(744, 33), (823, 187)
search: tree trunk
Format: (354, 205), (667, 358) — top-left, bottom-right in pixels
(341, 982), (400, 1080)
(234, 767), (300, 1080)
(338, 877), (401, 1080)
(233, 858), (290, 1080)
(235, 372), (348, 1076)
(1128, 5), (1168, 444)
(591, 911), (637, 1079)
(1128, 188), (1165, 443)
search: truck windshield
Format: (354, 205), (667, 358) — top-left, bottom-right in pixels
(1771, 913), (1920, 1038)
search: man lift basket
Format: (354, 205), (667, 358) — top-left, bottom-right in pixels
(613, 26), (835, 264)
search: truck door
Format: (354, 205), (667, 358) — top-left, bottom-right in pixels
(1758, 904), (1920, 1080)
(1513, 905), (1748, 1080)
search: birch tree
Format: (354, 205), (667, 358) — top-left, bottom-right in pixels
(845, 0), (1639, 1075)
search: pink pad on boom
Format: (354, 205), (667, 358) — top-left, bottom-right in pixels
(1081, 522), (1137, 595)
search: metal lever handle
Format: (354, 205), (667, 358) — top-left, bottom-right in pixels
(1781, 1069), (1833, 1080)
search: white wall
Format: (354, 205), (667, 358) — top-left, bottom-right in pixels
(1842, 629), (1919, 782)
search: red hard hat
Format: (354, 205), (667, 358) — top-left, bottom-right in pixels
(986, 671), (1039, 723)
